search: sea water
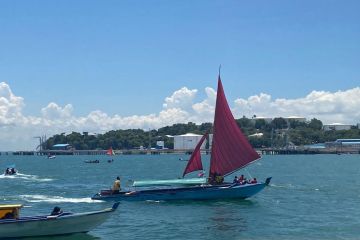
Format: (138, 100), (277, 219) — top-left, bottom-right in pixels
(1, 154), (360, 240)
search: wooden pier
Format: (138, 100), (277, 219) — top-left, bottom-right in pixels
(2, 148), (359, 156)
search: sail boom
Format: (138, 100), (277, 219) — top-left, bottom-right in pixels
(223, 156), (262, 177)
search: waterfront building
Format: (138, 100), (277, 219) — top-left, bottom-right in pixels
(52, 144), (72, 150)
(251, 116), (306, 124)
(323, 123), (352, 131)
(173, 133), (206, 150)
(252, 117), (272, 123)
(285, 116), (306, 122)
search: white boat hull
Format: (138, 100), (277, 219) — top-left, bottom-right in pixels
(0, 204), (118, 238)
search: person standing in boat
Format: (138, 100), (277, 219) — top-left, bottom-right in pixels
(112, 176), (121, 194)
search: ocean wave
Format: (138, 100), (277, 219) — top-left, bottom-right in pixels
(19, 194), (102, 203)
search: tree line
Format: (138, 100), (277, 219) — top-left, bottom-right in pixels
(43, 118), (360, 150)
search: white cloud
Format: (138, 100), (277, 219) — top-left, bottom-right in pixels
(233, 88), (360, 124)
(163, 87), (197, 110)
(41, 102), (73, 119)
(0, 82), (25, 125)
(0, 81), (360, 151)
(192, 87), (216, 123)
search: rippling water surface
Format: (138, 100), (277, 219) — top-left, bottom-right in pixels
(1, 154), (360, 239)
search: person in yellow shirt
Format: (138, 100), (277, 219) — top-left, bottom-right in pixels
(112, 176), (121, 194)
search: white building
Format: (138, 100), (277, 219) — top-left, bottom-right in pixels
(252, 116), (306, 123)
(285, 116), (306, 122)
(208, 134), (213, 149)
(156, 141), (165, 149)
(323, 123), (352, 131)
(174, 133), (206, 150)
(252, 117), (272, 123)
(248, 133), (264, 138)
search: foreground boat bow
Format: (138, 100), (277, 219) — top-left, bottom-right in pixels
(0, 203), (119, 238)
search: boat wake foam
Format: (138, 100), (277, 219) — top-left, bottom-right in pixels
(269, 183), (320, 192)
(19, 194), (102, 203)
(0, 173), (54, 182)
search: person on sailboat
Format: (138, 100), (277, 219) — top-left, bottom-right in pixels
(233, 176), (238, 183)
(250, 178), (257, 184)
(112, 176), (121, 194)
(208, 172), (222, 184)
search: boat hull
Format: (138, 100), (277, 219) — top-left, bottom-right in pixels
(0, 204), (118, 238)
(92, 181), (269, 202)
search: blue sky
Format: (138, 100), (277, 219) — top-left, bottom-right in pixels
(0, 0), (360, 150)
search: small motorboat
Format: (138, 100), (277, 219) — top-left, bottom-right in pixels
(0, 203), (119, 238)
(4, 167), (17, 176)
(47, 155), (56, 159)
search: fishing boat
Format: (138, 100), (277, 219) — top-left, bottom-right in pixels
(92, 73), (271, 201)
(0, 203), (119, 238)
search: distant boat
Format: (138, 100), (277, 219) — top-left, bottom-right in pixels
(92, 72), (271, 201)
(106, 147), (115, 156)
(4, 165), (17, 176)
(47, 154), (56, 159)
(0, 203), (119, 238)
(178, 158), (188, 161)
(84, 160), (100, 164)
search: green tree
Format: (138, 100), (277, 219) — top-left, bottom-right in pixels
(308, 118), (323, 130)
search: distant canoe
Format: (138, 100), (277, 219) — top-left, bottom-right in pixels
(84, 160), (100, 163)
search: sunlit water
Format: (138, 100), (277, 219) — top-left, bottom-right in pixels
(1, 154), (360, 240)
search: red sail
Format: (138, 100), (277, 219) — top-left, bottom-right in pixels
(182, 134), (208, 177)
(210, 77), (260, 177)
(106, 147), (115, 156)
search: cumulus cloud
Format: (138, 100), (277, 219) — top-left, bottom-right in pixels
(0, 81), (360, 151)
(192, 87), (216, 123)
(41, 102), (74, 119)
(0, 82), (25, 125)
(163, 87), (197, 110)
(233, 88), (360, 124)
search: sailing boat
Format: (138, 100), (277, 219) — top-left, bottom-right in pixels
(106, 147), (115, 156)
(92, 74), (271, 201)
